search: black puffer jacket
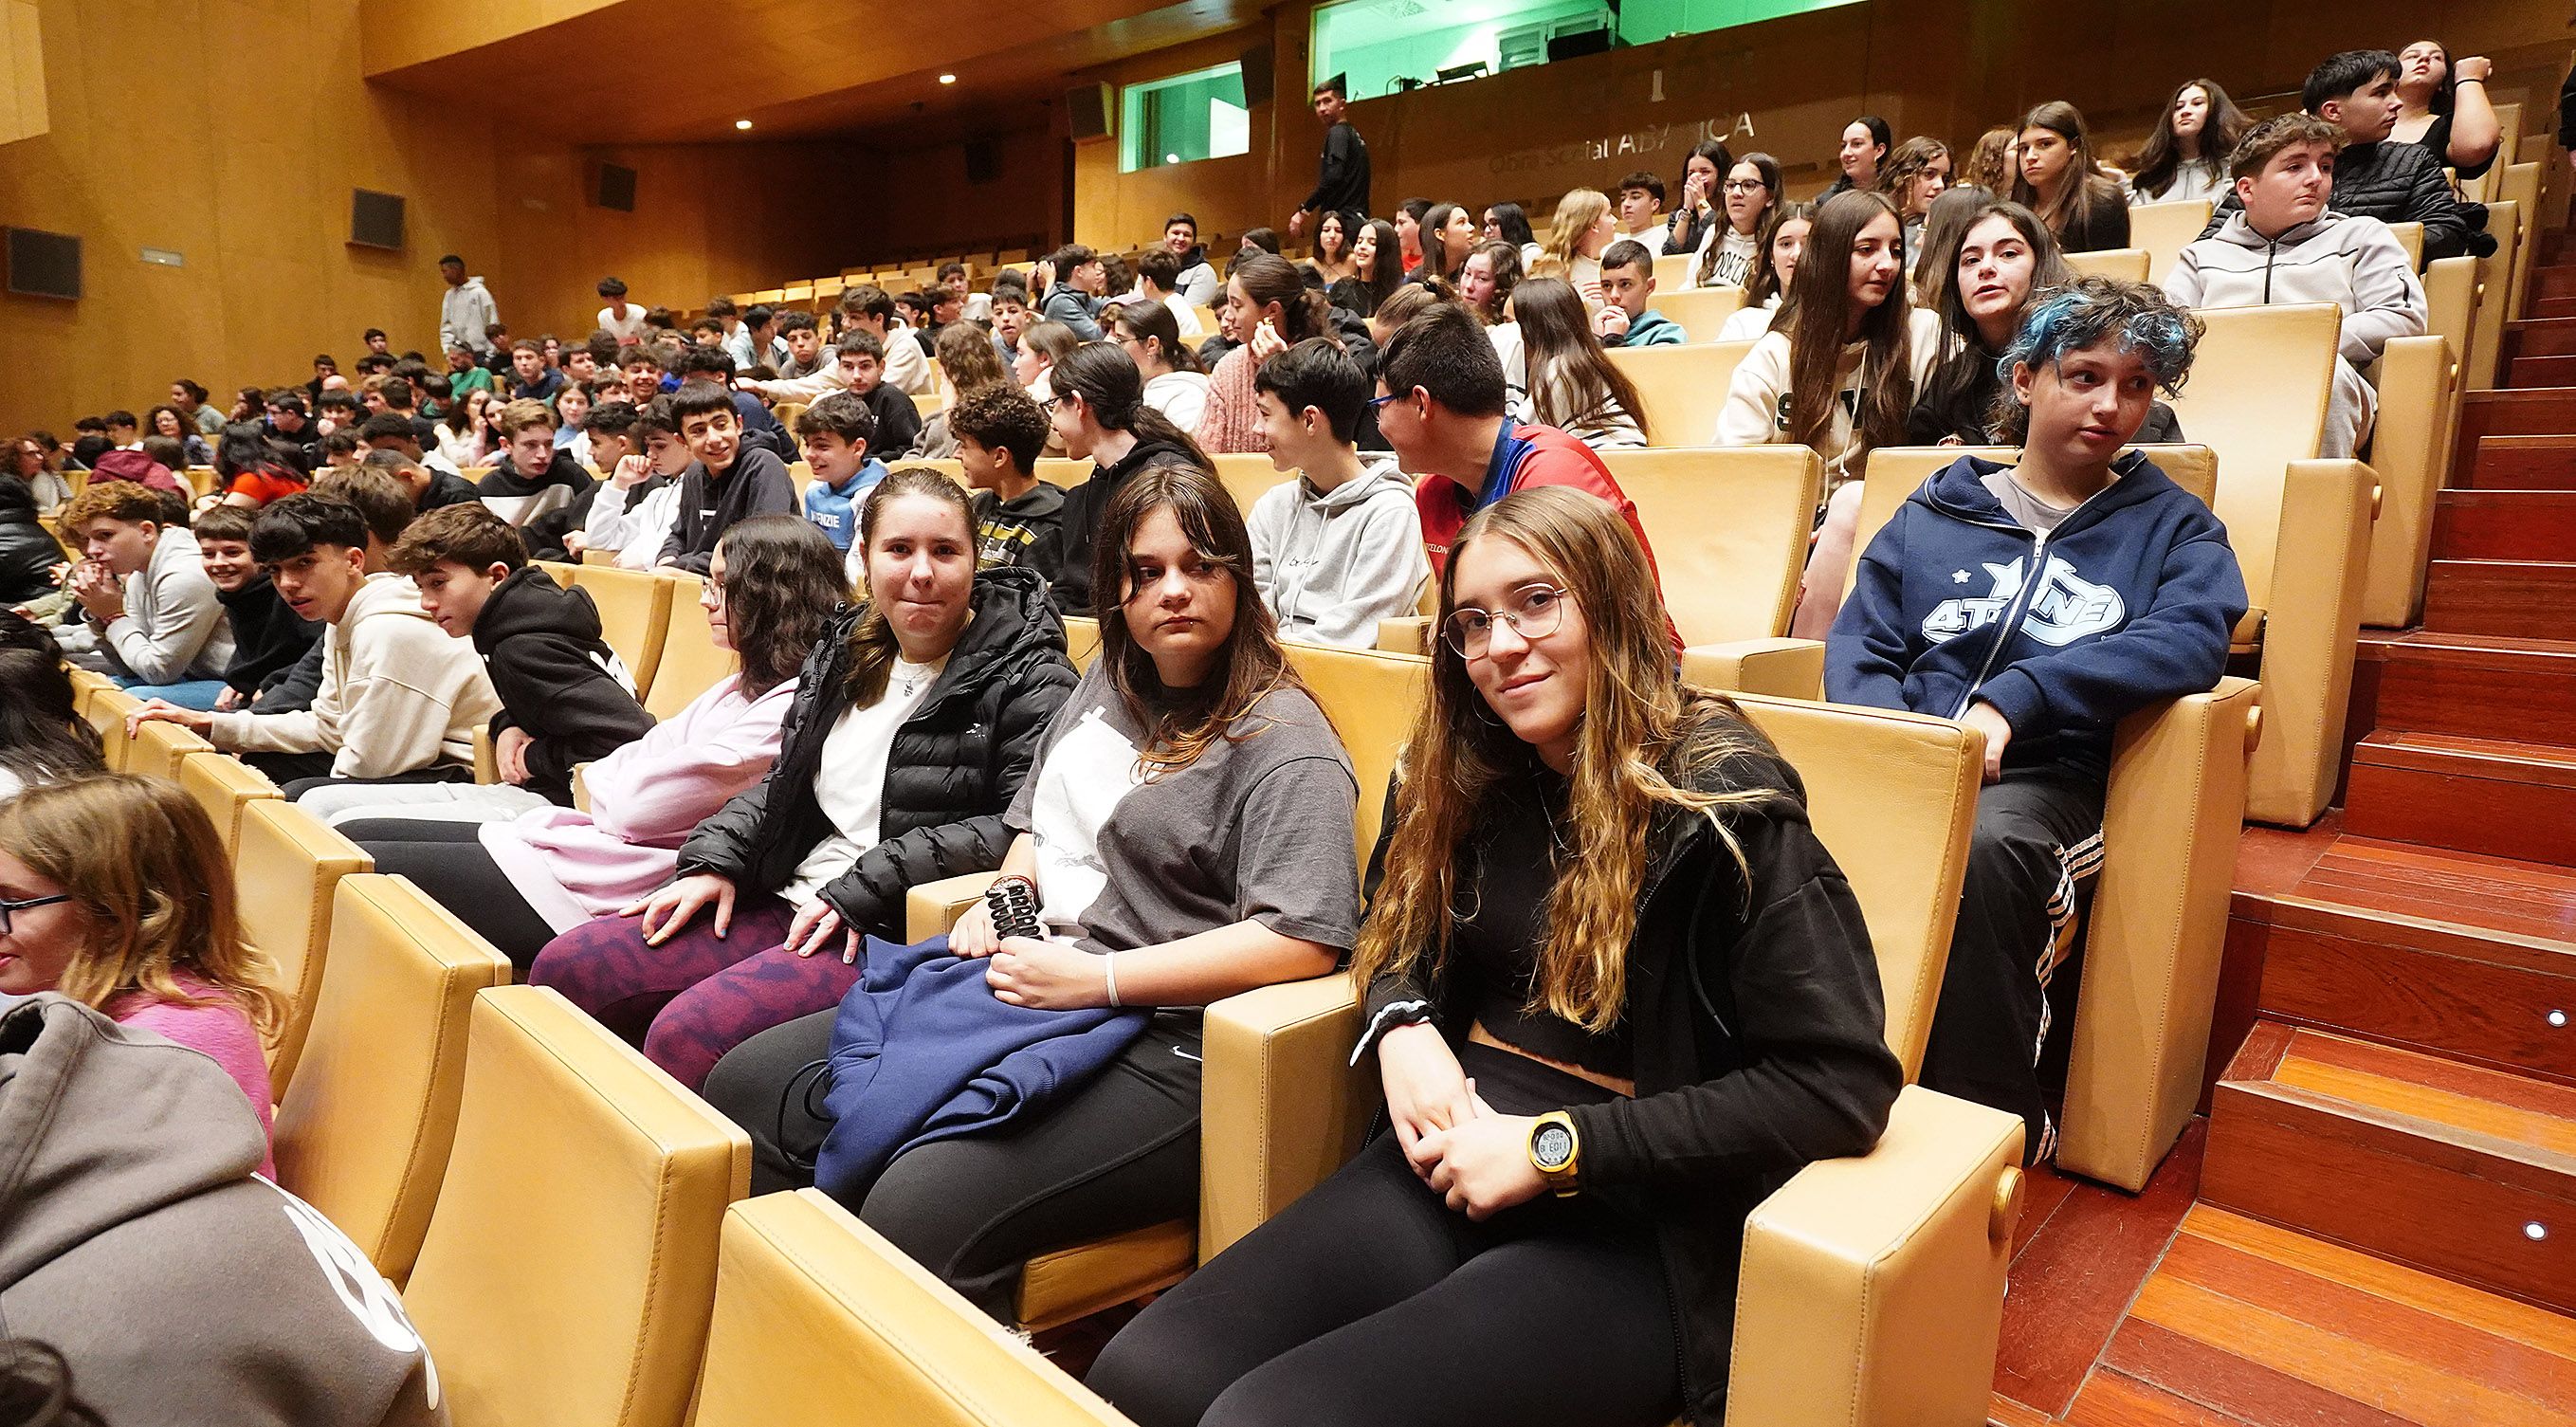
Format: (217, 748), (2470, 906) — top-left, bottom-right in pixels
(0, 477), (60, 606)
(677, 565), (1077, 936)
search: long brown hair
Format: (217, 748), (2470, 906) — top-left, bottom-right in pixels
(1090, 463), (1309, 777)
(1510, 278), (1652, 443)
(2012, 101), (2123, 241)
(933, 320), (1010, 397)
(1463, 240), (1524, 324)
(838, 467), (978, 706)
(1349, 488), (1776, 1032)
(713, 514), (849, 697)
(0, 775), (283, 1042)
(1744, 199), (1815, 312)
(1231, 254), (1337, 345)
(1961, 126), (2017, 192)
(2128, 78), (2252, 200)
(1783, 190), (1920, 454)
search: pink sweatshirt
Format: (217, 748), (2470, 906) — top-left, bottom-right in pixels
(108, 975), (275, 1177)
(481, 673), (797, 931)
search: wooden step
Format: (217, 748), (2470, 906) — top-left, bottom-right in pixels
(2536, 265), (2576, 302)
(2452, 390), (2576, 484)
(2421, 558), (2576, 641)
(2460, 434), (2576, 489)
(2504, 317), (2576, 362)
(2205, 1022), (2576, 1314)
(2431, 489), (2576, 561)
(2512, 352), (2576, 387)
(2364, 631), (2576, 744)
(2534, 298), (2576, 324)
(2345, 732), (2576, 866)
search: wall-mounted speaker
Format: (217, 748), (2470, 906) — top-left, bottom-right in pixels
(350, 190), (405, 249)
(596, 162), (637, 211)
(964, 138), (1000, 185)
(1238, 45), (1275, 108)
(1067, 82), (1113, 142)
(6, 228), (82, 300)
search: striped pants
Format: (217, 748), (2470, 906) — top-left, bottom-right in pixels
(1919, 764), (2107, 1165)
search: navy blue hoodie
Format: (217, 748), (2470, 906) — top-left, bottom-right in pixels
(1826, 452), (2247, 780)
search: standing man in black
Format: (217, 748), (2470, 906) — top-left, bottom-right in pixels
(1288, 74), (1370, 242)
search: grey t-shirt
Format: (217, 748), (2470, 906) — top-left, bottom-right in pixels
(1982, 467), (2080, 535)
(1005, 662), (1361, 960)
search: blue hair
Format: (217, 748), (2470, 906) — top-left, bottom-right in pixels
(1989, 276), (2203, 440)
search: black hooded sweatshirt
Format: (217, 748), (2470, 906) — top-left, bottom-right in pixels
(214, 574), (322, 700)
(473, 563), (656, 803)
(474, 448), (596, 531)
(0, 476), (59, 605)
(1053, 435), (1205, 614)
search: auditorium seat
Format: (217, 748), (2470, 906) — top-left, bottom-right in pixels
(1653, 284), (1748, 342)
(1609, 447), (1826, 697)
(533, 559), (576, 588)
(1212, 452), (1290, 517)
(237, 799), (373, 1094)
(1606, 339), (1758, 448)
(401, 985), (749, 1427)
(178, 749), (280, 852)
(124, 717), (214, 783)
(2466, 198), (2521, 391)
(1061, 614), (1103, 669)
(2423, 253), (2481, 390)
(270, 874), (510, 1284)
(81, 686), (141, 771)
(2384, 221), (2427, 270)
(1652, 248), (1697, 291)
(645, 573), (731, 721)
(568, 563), (674, 702)
(773, 403), (810, 434)
(1034, 457), (1091, 489)
(2498, 162), (2542, 324)
(2363, 332), (2460, 628)
(2128, 198), (2212, 287)
(2065, 247), (2149, 283)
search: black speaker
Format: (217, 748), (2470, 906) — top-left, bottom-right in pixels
(1239, 44), (1275, 107)
(6, 228), (82, 300)
(1067, 82), (1113, 142)
(1546, 27), (1614, 62)
(596, 162), (637, 211)
(964, 138), (1000, 185)
(350, 190), (405, 250)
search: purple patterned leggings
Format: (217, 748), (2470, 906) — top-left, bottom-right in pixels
(527, 897), (865, 1091)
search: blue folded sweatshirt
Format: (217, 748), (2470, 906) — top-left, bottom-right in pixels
(1826, 451), (2247, 780)
(813, 934), (1147, 1202)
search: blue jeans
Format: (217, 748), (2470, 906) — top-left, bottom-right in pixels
(114, 676), (230, 710)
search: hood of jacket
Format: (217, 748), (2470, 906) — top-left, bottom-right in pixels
(483, 447), (590, 495)
(472, 561), (605, 655)
(1301, 456), (1415, 513)
(2208, 209), (2340, 253)
(342, 570), (440, 632)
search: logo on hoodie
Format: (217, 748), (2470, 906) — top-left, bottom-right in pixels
(1923, 555), (2126, 648)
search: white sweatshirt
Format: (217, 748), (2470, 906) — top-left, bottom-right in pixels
(210, 574), (500, 778)
(2164, 210), (2426, 368)
(1715, 306), (1943, 486)
(585, 478), (684, 571)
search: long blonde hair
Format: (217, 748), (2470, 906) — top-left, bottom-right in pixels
(1349, 488), (1778, 1032)
(0, 775), (284, 1042)
(1534, 189), (1612, 280)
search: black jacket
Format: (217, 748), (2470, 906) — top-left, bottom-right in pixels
(676, 566), (1078, 936)
(262, 640), (324, 714)
(213, 576), (321, 700)
(0, 478), (59, 606)
(475, 448), (595, 533)
(413, 467), (484, 512)
(1053, 436), (1207, 613)
(1302, 119), (1371, 216)
(659, 446), (796, 575)
(1359, 730), (1904, 1426)
(474, 564), (657, 803)
(2207, 138), (2471, 261)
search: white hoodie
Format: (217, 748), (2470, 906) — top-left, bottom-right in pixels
(211, 573), (500, 779)
(1142, 370), (1213, 434)
(1246, 457), (1432, 649)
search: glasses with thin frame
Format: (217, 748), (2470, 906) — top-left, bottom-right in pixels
(1443, 584), (1569, 659)
(0, 893), (72, 935)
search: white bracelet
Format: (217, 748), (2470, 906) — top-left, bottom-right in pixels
(1104, 952), (1121, 1008)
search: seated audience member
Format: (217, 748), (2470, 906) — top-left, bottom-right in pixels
(1532, 189), (1617, 303)
(621, 345), (678, 404)
(1089, 485), (1900, 1427)
(1909, 184), (1997, 312)
(1158, 212), (1222, 305)
(211, 424), (306, 508)
(341, 517), (845, 969)
(1517, 278), (1653, 450)
(8, 436), (71, 513)
(1130, 247), (1207, 338)
(475, 398), (594, 530)
(301, 503), (652, 827)
(1306, 210), (1361, 285)
(1238, 227), (1286, 260)
(582, 396), (646, 472)
(1824, 114), (1893, 198)
(2130, 78), (2252, 206)
(2393, 40), (2499, 180)
(130, 493), (501, 799)
(941, 265), (994, 325)
(52, 482), (235, 708)
(2013, 101), (2131, 253)
(2206, 50), (2473, 262)
(585, 397), (691, 571)
(0, 776), (287, 1167)
(533, 469), (1077, 1089)
(148, 405), (213, 467)
(2167, 113), (2426, 459)
(1692, 153), (1781, 289)
(773, 312), (828, 379)
(1417, 202), (1481, 285)
(0, 478), (58, 608)
(837, 285), (932, 396)
(318, 391), (361, 436)
(1108, 300), (1212, 433)
(1615, 169), (1668, 240)
(672, 343), (783, 446)
(696, 465), (1358, 1321)
(1717, 190), (1941, 638)
(1332, 219), (1407, 320)
(1595, 240), (1684, 347)
(173, 377), (227, 435)
(507, 340), (565, 405)
(1037, 245), (1109, 340)
(1877, 137), (1953, 265)
(1046, 342), (1215, 613)
(1199, 254), (1358, 455)
(356, 411), (469, 486)
(596, 277), (649, 345)
(560, 345), (602, 391)
(445, 344), (495, 401)
(1827, 278), (2246, 1161)
(905, 322), (1014, 460)
(0, 639), (108, 799)
(1459, 239), (1526, 330)
(102, 411), (141, 450)
(437, 389), (494, 467)
(1247, 338), (1430, 647)
(712, 296), (756, 370)
(192, 504), (321, 714)
(551, 382), (594, 466)
(990, 286), (1032, 370)
(1716, 201), (1815, 341)
(658, 381), (797, 576)
(797, 392), (889, 575)
(842, 331), (926, 456)
(1659, 137), (1735, 255)
(951, 385), (1064, 582)
(1910, 199), (2074, 443)
(691, 317), (728, 349)
(318, 430), (364, 470)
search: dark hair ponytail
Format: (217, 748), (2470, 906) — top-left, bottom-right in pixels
(1232, 254), (1335, 343)
(1052, 343), (1213, 467)
(839, 467), (980, 707)
(1109, 299), (1203, 374)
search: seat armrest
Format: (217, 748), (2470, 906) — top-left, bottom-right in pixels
(1375, 616), (1432, 655)
(904, 871), (1003, 943)
(2244, 459), (2371, 827)
(1726, 1085), (2024, 1427)
(1680, 638), (1825, 701)
(2358, 335), (2456, 629)
(572, 762), (593, 814)
(1199, 973), (1370, 1259)
(472, 725), (498, 785)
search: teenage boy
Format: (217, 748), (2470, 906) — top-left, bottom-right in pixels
(621, 345), (679, 402)
(363, 327), (391, 357)
(103, 412), (141, 450)
(1288, 77), (1370, 239)
(1247, 338), (1430, 648)
(990, 286), (1032, 370)
(364, 440), (481, 520)
(795, 392), (888, 577)
(357, 411), (468, 484)
(475, 398), (594, 528)
(382, 503), (653, 810)
(838, 285), (930, 394)
(1036, 246), (1107, 340)
(508, 340), (566, 405)
(950, 384), (1063, 583)
(447, 345), (496, 400)
(596, 277), (649, 345)
(656, 382), (796, 575)
(2167, 113), (2426, 459)
(772, 313), (826, 379)
(128, 493), (501, 798)
(320, 431), (364, 470)
(941, 262), (995, 324)
(1614, 170), (1668, 240)
(192, 503), (321, 713)
(1828, 278), (2245, 1162)
(583, 399), (646, 471)
(303, 357), (338, 405)
(1595, 239), (1686, 347)
(2206, 49), (2472, 261)
(747, 332), (923, 456)
(586, 398), (690, 571)
(672, 344), (783, 445)
(1130, 250), (1207, 338)
(51, 481), (236, 706)
(1157, 213), (1220, 306)
(561, 345), (602, 390)
(439, 254), (499, 357)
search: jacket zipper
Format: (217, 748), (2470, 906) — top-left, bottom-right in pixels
(1948, 522), (2047, 719)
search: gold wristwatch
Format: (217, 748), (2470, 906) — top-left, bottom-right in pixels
(1527, 1110), (1581, 1197)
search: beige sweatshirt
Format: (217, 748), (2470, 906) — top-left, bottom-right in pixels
(1715, 306), (1943, 487)
(210, 573), (500, 778)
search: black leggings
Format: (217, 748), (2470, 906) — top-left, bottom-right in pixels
(337, 818), (559, 973)
(251, 755), (470, 803)
(700, 1006), (1205, 1321)
(1086, 1114), (1681, 1427)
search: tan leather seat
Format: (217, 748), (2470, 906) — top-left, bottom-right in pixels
(178, 751), (280, 852)
(2466, 199), (2521, 391)
(532, 559), (577, 588)
(2064, 247), (2148, 283)
(1212, 453), (1290, 518)
(271, 874), (510, 1283)
(912, 392), (943, 417)
(1034, 457), (1090, 489)
(1607, 340), (1758, 448)
(1606, 446), (1825, 698)
(1060, 614), (1103, 670)
(2498, 162), (2542, 324)
(2423, 254), (2481, 391)
(124, 717), (214, 782)
(81, 686), (140, 772)
(237, 798), (373, 1094)
(2128, 198), (2212, 287)
(569, 563), (675, 702)
(644, 573), (732, 721)
(1654, 284), (1748, 342)
(2383, 221), (2426, 269)
(401, 985), (749, 1427)
(2364, 333), (2460, 628)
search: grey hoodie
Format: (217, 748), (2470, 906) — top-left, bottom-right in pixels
(1245, 457), (1432, 649)
(2165, 210), (2426, 369)
(58, 524), (236, 685)
(0, 995), (448, 1425)
(439, 275), (499, 356)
